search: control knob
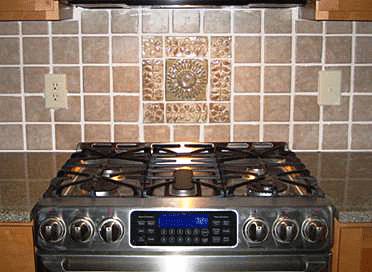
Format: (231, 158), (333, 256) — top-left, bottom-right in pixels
(302, 218), (328, 243)
(273, 217), (299, 244)
(39, 217), (66, 243)
(99, 218), (124, 243)
(243, 218), (269, 243)
(70, 218), (94, 243)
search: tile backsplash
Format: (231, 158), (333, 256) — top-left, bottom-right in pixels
(0, 8), (372, 151)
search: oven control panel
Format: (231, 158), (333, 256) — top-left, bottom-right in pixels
(130, 210), (237, 247)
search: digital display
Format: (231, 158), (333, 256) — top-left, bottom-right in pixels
(158, 213), (209, 228)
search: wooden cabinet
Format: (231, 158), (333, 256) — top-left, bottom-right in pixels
(0, 222), (35, 272)
(332, 220), (372, 272)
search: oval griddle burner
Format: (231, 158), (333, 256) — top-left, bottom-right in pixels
(80, 179), (119, 197)
(170, 168), (196, 197)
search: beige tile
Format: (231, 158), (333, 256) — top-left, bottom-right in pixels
(204, 10), (230, 33)
(209, 103), (230, 123)
(351, 125), (372, 149)
(0, 68), (20, 93)
(142, 10), (169, 33)
(142, 36), (163, 58)
(54, 67), (80, 93)
(25, 96), (51, 122)
(113, 66), (140, 92)
(353, 95), (372, 121)
(82, 10), (108, 34)
(84, 124), (111, 142)
(293, 124), (319, 150)
(234, 95), (260, 121)
(325, 37), (352, 64)
(295, 66), (321, 92)
(84, 96), (110, 121)
(0, 154), (26, 178)
(264, 66), (291, 93)
(55, 124), (81, 150)
(144, 103), (164, 123)
(322, 124), (348, 150)
(165, 36), (208, 58)
(26, 125), (52, 150)
(355, 37), (372, 64)
(0, 97), (22, 122)
(0, 125), (23, 150)
(265, 37), (291, 63)
(83, 66), (109, 92)
(0, 38), (19, 64)
(294, 95), (319, 121)
(52, 21), (79, 34)
(55, 96), (81, 122)
(114, 96), (139, 122)
(204, 125), (230, 142)
(264, 95), (290, 121)
(115, 125), (139, 142)
(22, 22), (48, 34)
(233, 10), (260, 33)
(0, 22), (19, 35)
(173, 10), (200, 33)
(112, 36), (139, 63)
(296, 36), (322, 63)
(82, 37), (109, 64)
(234, 66), (260, 93)
(323, 96), (349, 121)
(354, 67), (372, 92)
(264, 9), (292, 33)
(235, 36), (261, 63)
(211, 36), (232, 58)
(23, 37), (49, 64)
(356, 22), (372, 34)
(52, 37), (79, 64)
(324, 66), (350, 92)
(174, 125), (200, 142)
(166, 103), (208, 123)
(295, 20), (322, 33)
(326, 22), (352, 34)
(210, 60), (231, 101)
(142, 60), (163, 101)
(144, 125), (170, 142)
(112, 10), (138, 33)
(263, 124), (289, 142)
(233, 125), (259, 141)
(24, 67), (49, 93)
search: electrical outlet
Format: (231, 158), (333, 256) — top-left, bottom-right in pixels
(318, 70), (342, 106)
(45, 74), (68, 109)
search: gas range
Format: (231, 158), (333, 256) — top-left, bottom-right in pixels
(33, 142), (333, 272)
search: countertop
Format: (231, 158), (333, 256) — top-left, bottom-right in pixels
(0, 152), (371, 224)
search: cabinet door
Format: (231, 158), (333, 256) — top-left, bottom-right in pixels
(316, 0), (372, 20)
(0, 223), (35, 272)
(0, 0), (53, 12)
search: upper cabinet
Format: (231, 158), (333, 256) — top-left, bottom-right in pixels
(301, 0), (372, 20)
(0, 0), (72, 21)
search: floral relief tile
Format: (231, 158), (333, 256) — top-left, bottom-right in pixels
(210, 59), (231, 101)
(166, 103), (208, 123)
(144, 103), (164, 123)
(165, 36), (208, 58)
(209, 103), (230, 123)
(211, 36), (232, 58)
(166, 59), (208, 101)
(142, 60), (164, 101)
(142, 36), (163, 58)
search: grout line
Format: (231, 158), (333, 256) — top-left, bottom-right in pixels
(108, 9), (114, 142)
(318, 21), (326, 151)
(288, 8), (296, 150)
(139, 8), (145, 142)
(18, 22), (27, 151)
(48, 21), (57, 152)
(258, 9), (265, 142)
(77, 8), (85, 143)
(348, 22), (356, 149)
(230, 11), (234, 142)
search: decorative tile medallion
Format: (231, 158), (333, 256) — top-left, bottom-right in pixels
(165, 36), (208, 57)
(166, 103), (208, 123)
(166, 59), (208, 101)
(142, 60), (164, 101)
(210, 59), (231, 101)
(142, 36), (163, 58)
(211, 36), (232, 58)
(209, 103), (230, 123)
(144, 103), (164, 123)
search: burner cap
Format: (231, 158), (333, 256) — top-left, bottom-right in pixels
(246, 178), (288, 197)
(80, 179), (119, 197)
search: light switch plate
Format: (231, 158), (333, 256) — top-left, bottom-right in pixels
(318, 70), (342, 106)
(45, 74), (68, 110)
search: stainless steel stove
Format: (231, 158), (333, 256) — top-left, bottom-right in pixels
(32, 142), (333, 272)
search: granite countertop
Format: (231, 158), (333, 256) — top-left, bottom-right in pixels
(0, 152), (372, 224)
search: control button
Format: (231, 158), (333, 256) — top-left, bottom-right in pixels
(137, 228), (145, 235)
(201, 237), (209, 244)
(212, 220), (221, 227)
(147, 236), (156, 242)
(160, 236), (167, 244)
(177, 236), (184, 244)
(177, 229), (184, 235)
(185, 228), (192, 235)
(222, 220), (231, 227)
(193, 237), (200, 244)
(39, 217), (66, 243)
(301, 218), (328, 244)
(273, 217), (299, 244)
(160, 229), (167, 235)
(185, 236), (192, 244)
(212, 228), (221, 235)
(201, 228), (209, 237)
(169, 236), (176, 244)
(212, 236), (221, 243)
(243, 218), (269, 243)
(70, 218), (94, 243)
(99, 218), (125, 243)
(147, 220), (156, 226)
(137, 220), (146, 226)
(222, 236), (231, 243)
(137, 236), (145, 243)
(222, 228), (231, 235)
(192, 228), (200, 236)
(169, 228), (175, 235)
(147, 228), (156, 235)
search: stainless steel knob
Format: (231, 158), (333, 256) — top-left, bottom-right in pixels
(302, 218), (328, 244)
(39, 217), (66, 243)
(70, 218), (94, 243)
(99, 218), (124, 243)
(273, 218), (299, 244)
(243, 218), (269, 243)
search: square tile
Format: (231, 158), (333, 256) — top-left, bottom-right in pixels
(144, 125), (170, 142)
(325, 37), (352, 64)
(112, 36), (139, 63)
(24, 67), (49, 93)
(52, 21), (79, 34)
(114, 96), (139, 122)
(204, 125), (230, 142)
(26, 125), (52, 150)
(264, 66), (291, 93)
(82, 37), (109, 64)
(296, 36), (322, 63)
(234, 66), (260, 93)
(0, 22), (19, 35)
(293, 124), (319, 150)
(142, 60), (164, 101)
(0, 97), (22, 122)
(55, 125), (81, 150)
(55, 96), (81, 122)
(263, 124), (289, 142)
(85, 124), (111, 142)
(323, 96), (349, 121)
(84, 96), (110, 121)
(354, 67), (372, 92)
(204, 10), (230, 33)
(209, 103), (230, 123)
(326, 22), (352, 34)
(52, 37), (79, 64)
(0, 68), (20, 93)
(265, 37), (291, 63)
(233, 10), (260, 33)
(115, 125), (139, 142)
(211, 36), (232, 58)
(0, 38), (19, 64)
(142, 9), (169, 33)
(295, 66), (321, 92)
(351, 125), (372, 149)
(355, 37), (372, 64)
(322, 124), (348, 150)
(234, 95), (260, 121)
(112, 10), (138, 33)
(233, 125), (259, 141)
(144, 103), (165, 123)
(113, 66), (140, 92)
(210, 60), (231, 101)
(82, 10), (108, 34)
(25, 96), (50, 122)
(295, 20), (322, 33)
(0, 125), (23, 150)
(264, 9), (292, 33)
(356, 22), (372, 34)
(353, 95), (372, 121)
(165, 36), (208, 58)
(142, 36), (163, 58)
(166, 103), (208, 123)
(165, 59), (207, 101)
(173, 10), (200, 33)
(235, 36), (261, 63)
(174, 125), (200, 142)
(324, 66), (350, 92)
(264, 95), (290, 121)
(83, 66), (109, 93)
(23, 37), (49, 64)
(54, 67), (80, 93)
(294, 95), (319, 121)
(22, 22), (48, 34)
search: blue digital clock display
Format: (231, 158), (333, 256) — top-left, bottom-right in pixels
(158, 213), (209, 228)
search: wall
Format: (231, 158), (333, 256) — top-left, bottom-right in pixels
(0, 8), (371, 151)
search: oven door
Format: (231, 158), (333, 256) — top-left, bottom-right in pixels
(37, 254), (330, 272)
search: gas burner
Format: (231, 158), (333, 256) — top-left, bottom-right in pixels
(246, 178), (288, 197)
(80, 179), (120, 197)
